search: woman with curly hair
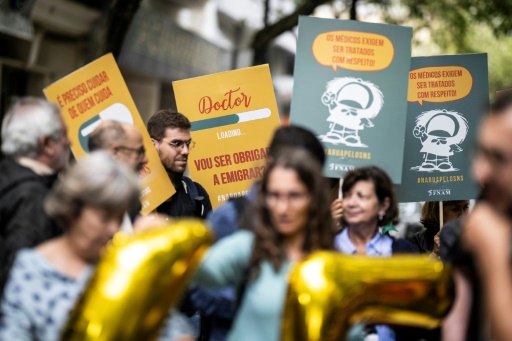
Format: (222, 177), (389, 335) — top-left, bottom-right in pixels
(194, 147), (335, 341)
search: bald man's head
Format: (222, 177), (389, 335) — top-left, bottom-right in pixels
(88, 121), (148, 172)
(88, 121), (126, 152)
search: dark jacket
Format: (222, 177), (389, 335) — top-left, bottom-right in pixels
(0, 159), (61, 294)
(411, 224), (439, 254)
(156, 174), (213, 339)
(156, 175), (212, 219)
(392, 237), (420, 254)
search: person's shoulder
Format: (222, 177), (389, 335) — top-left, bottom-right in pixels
(391, 237), (420, 254)
(207, 200), (237, 224)
(4, 249), (45, 294)
(440, 217), (464, 262)
(410, 229), (423, 243)
(410, 228), (429, 251)
(191, 179), (209, 195)
(0, 159), (45, 194)
(181, 176), (209, 197)
(9, 249), (47, 274)
(218, 230), (254, 248)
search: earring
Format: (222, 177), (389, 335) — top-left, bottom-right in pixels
(379, 213), (384, 221)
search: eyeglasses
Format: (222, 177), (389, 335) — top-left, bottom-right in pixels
(117, 145), (146, 157)
(162, 139), (196, 151)
(473, 144), (512, 169)
(265, 191), (310, 208)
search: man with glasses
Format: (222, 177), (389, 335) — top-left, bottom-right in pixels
(147, 109), (212, 339)
(0, 97), (71, 293)
(88, 120), (148, 172)
(148, 109), (212, 219)
(441, 92), (512, 340)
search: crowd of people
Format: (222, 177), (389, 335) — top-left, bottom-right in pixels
(0, 90), (511, 341)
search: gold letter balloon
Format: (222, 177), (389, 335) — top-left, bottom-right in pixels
(282, 252), (454, 341)
(60, 219), (213, 341)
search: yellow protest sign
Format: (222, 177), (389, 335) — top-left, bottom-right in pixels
(43, 53), (175, 215)
(173, 65), (281, 208)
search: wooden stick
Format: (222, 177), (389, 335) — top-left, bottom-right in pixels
(439, 201), (444, 230)
(338, 178), (343, 199)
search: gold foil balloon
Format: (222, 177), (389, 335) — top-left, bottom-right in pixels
(282, 252), (454, 341)
(61, 219), (213, 341)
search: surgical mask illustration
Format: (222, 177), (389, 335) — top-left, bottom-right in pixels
(78, 103), (134, 152)
(411, 109), (468, 172)
(319, 77), (384, 147)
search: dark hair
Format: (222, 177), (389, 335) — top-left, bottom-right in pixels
(268, 125), (325, 166)
(88, 121), (126, 152)
(147, 109), (191, 141)
(490, 90), (512, 115)
(420, 200), (469, 230)
(247, 147), (335, 280)
(341, 166), (398, 226)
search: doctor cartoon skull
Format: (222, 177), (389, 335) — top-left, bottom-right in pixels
(319, 77), (384, 148)
(411, 109), (468, 172)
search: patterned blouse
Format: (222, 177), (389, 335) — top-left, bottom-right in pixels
(0, 248), (192, 341)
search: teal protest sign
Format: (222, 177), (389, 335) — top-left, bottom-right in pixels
(396, 54), (489, 202)
(290, 16), (412, 183)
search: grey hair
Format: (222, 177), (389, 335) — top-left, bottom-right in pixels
(1, 97), (64, 158)
(45, 151), (140, 229)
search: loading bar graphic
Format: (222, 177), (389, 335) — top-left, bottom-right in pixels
(191, 108), (271, 132)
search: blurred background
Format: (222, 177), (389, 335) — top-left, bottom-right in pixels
(0, 0), (500, 226)
(1, 0), (511, 123)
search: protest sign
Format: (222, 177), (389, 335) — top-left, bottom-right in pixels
(396, 53), (489, 202)
(290, 16), (412, 183)
(173, 65), (281, 208)
(44, 53), (175, 215)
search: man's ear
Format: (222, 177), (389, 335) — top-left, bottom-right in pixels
(38, 135), (53, 156)
(151, 138), (159, 150)
(110, 144), (120, 157)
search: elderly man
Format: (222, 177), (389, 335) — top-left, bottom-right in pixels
(442, 92), (512, 340)
(88, 121), (148, 227)
(88, 120), (148, 172)
(0, 97), (70, 291)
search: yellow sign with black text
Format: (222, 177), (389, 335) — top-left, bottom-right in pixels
(173, 65), (281, 208)
(43, 53), (175, 215)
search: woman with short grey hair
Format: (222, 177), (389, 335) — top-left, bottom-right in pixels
(0, 152), (194, 341)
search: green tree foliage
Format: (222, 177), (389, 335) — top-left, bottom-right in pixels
(392, 0), (512, 95)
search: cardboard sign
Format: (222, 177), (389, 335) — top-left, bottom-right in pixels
(290, 16), (412, 183)
(396, 54), (489, 202)
(173, 65), (281, 208)
(44, 53), (175, 215)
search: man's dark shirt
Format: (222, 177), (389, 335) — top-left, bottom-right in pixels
(0, 159), (61, 294)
